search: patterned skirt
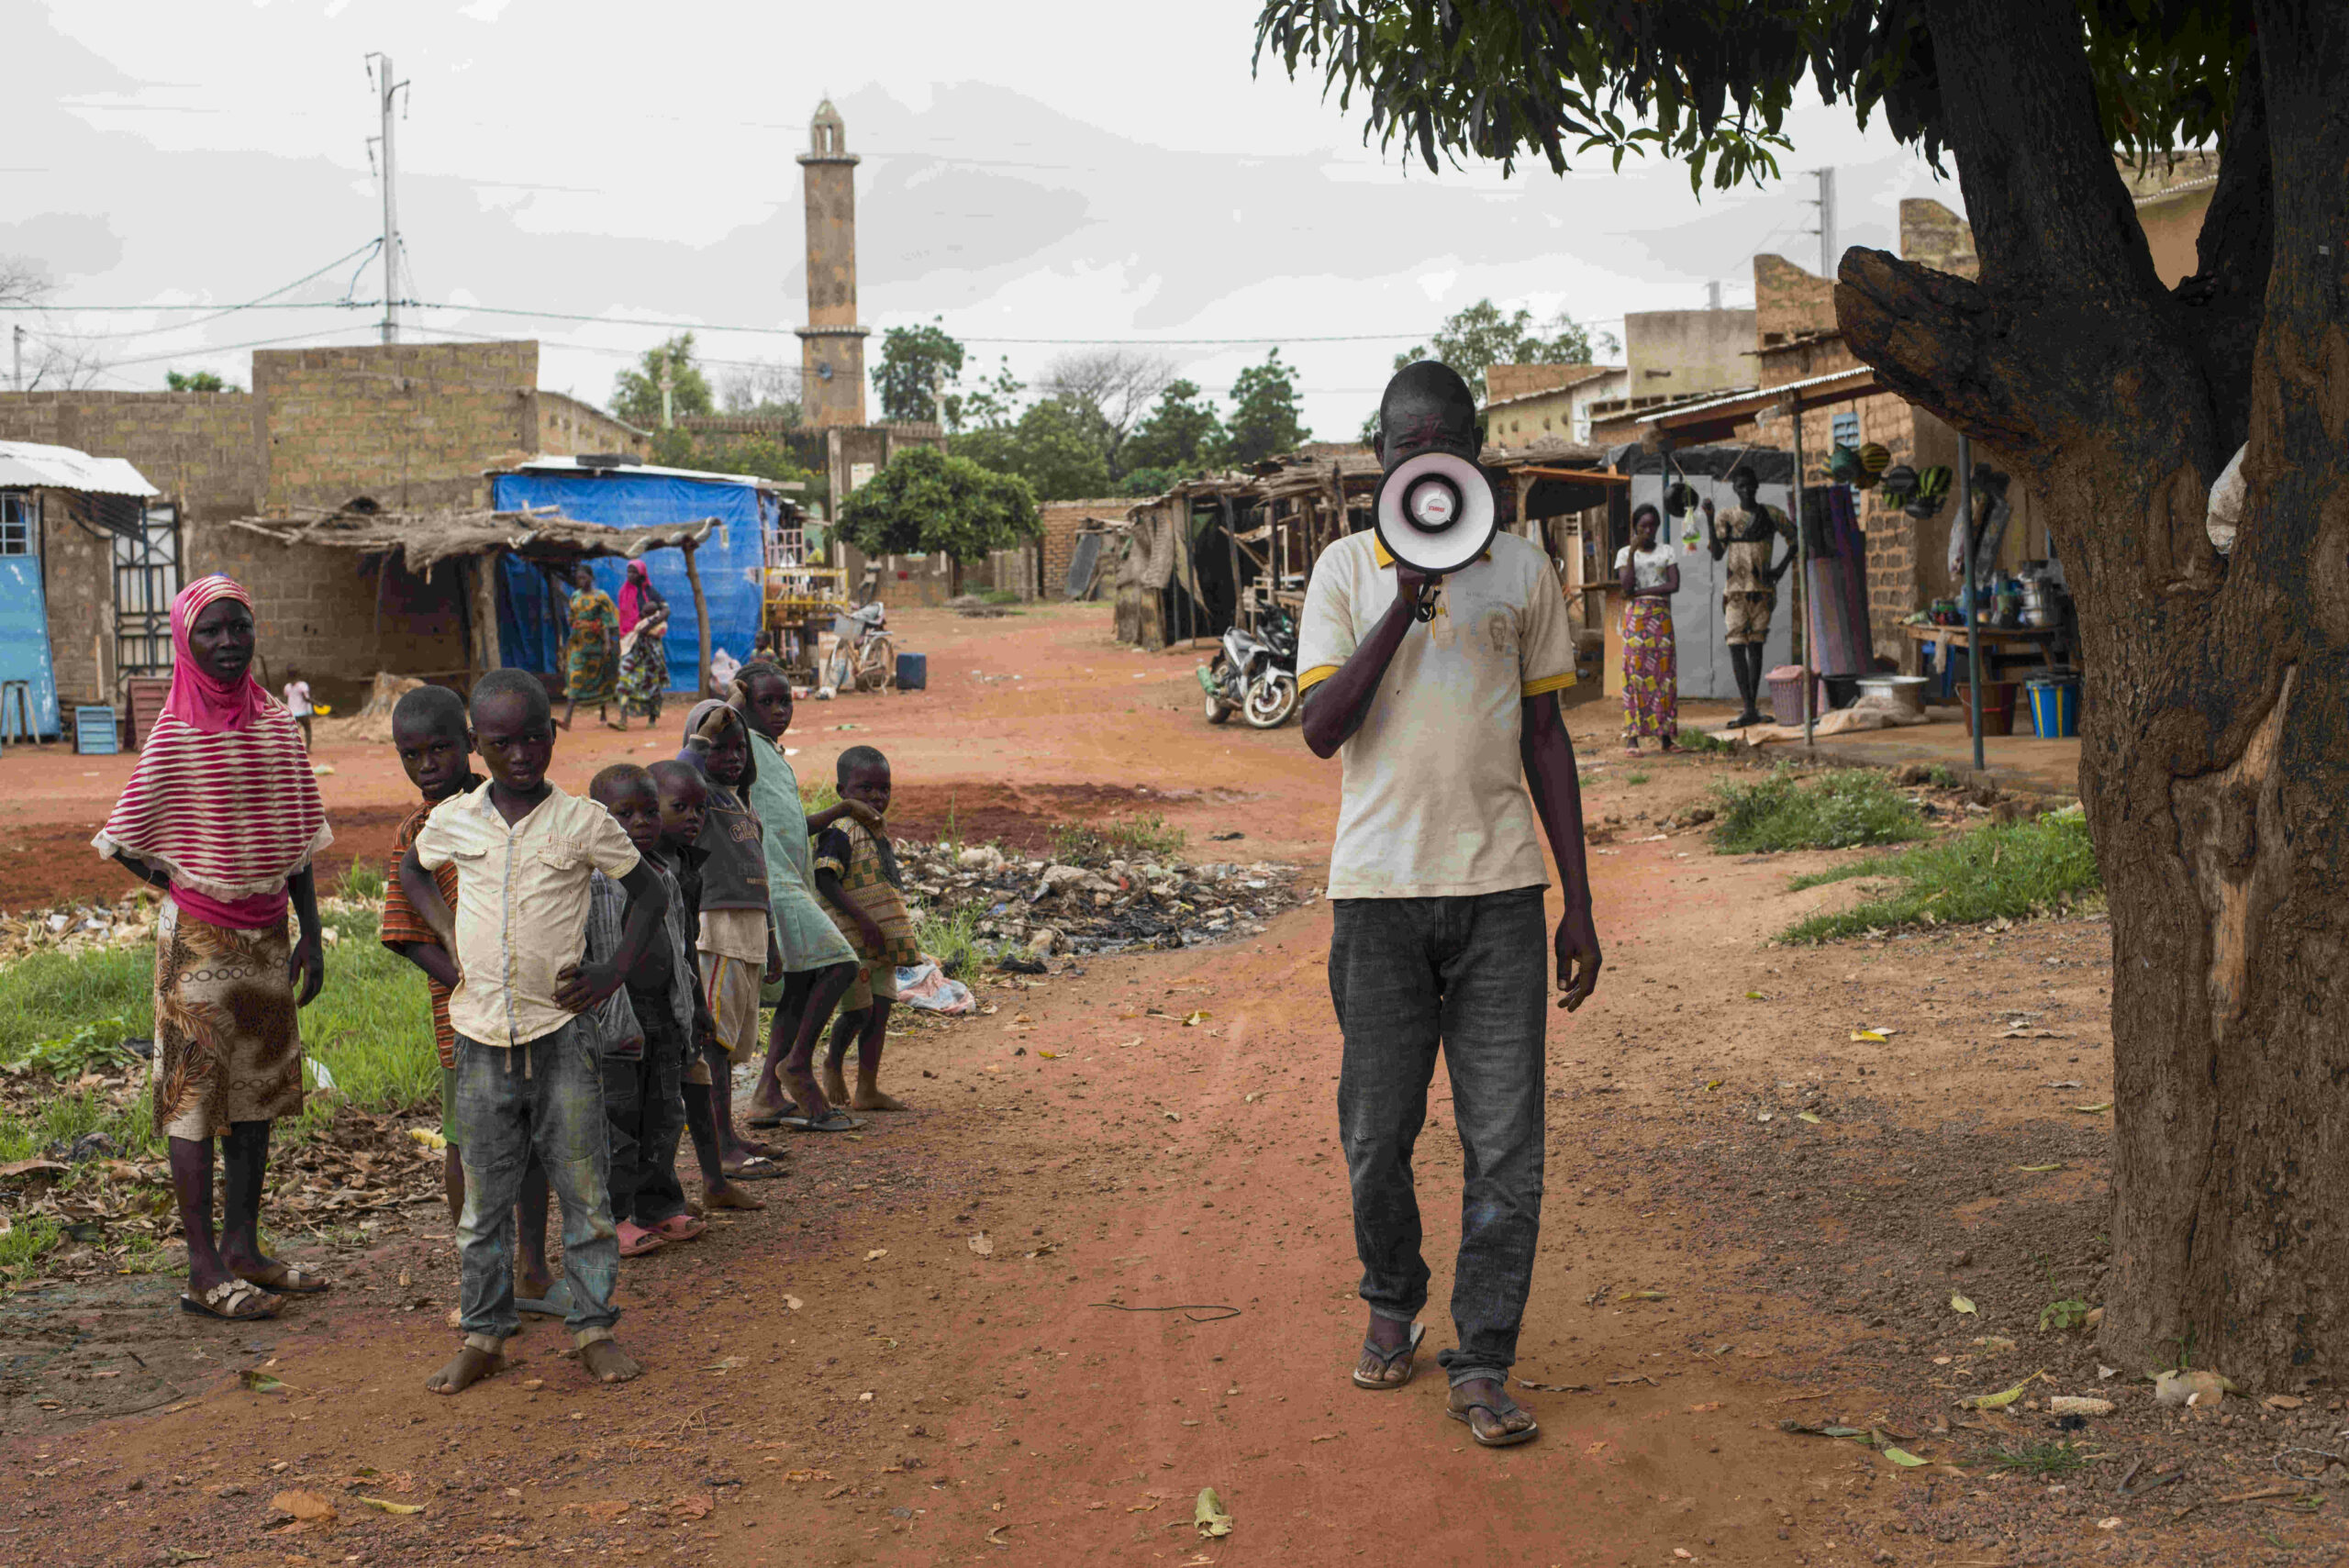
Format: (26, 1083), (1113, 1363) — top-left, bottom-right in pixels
(151, 899), (305, 1140)
(1620, 596), (1679, 745)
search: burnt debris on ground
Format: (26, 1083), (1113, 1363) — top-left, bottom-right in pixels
(896, 838), (1302, 963)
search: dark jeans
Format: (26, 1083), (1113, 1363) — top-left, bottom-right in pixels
(1330, 885), (1548, 1387)
(452, 1019), (619, 1349)
(603, 998), (689, 1229)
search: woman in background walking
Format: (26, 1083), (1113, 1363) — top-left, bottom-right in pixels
(1615, 503), (1681, 753)
(560, 562), (622, 731)
(616, 562), (672, 724)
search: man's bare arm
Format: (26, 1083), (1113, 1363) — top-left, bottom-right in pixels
(1300, 562), (1433, 759)
(1520, 692), (1601, 1011)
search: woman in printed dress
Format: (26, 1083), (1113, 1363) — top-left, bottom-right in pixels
(1614, 503), (1682, 753)
(560, 562), (623, 731)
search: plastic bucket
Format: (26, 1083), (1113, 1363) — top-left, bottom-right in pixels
(1964, 681), (2019, 738)
(894, 651), (928, 692)
(2027, 677), (2079, 739)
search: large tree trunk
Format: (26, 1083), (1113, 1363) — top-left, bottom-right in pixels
(1839, 2), (2349, 1389)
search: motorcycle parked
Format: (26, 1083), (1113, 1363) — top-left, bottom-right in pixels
(824, 601), (896, 694)
(1198, 607), (1299, 730)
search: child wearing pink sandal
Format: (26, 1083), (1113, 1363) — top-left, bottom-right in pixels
(587, 764), (709, 1258)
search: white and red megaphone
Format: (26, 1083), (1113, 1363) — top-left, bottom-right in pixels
(1373, 450), (1497, 620)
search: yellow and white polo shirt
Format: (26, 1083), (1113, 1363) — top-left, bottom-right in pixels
(1296, 529), (1576, 900)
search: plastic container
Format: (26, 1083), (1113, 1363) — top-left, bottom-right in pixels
(1765, 666), (1825, 725)
(1964, 681), (2019, 737)
(1855, 674), (1929, 717)
(894, 651), (928, 692)
(1821, 674), (1862, 711)
(2027, 677), (2080, 739)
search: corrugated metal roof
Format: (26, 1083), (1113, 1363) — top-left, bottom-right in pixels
(0, 439), (159, 497)
(1640, 367), (1877, 427)
(489, 454), (804, 492)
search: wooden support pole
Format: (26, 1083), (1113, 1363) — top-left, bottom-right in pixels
(681, 540), (714, 698)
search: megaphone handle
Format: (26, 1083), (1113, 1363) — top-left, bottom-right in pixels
(1411, 581), (1441, 623)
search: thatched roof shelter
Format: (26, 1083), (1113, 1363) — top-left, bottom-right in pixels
(219, 503), (718, 574)
(219, 502), (723, 692)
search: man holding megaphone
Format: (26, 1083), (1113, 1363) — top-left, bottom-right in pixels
(1296, 361), (1603, 1450)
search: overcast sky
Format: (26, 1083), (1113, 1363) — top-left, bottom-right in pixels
(6, 0), (1965, 438)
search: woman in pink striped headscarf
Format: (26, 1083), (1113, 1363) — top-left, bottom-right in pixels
(94, 574), (333, 1323)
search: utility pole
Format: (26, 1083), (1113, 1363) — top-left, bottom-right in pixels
(660, 347), (674, 428)
(10, 326), (21, 392)
(366, 53), (409, 344)
(1705, 280), (1722, 311)
(1809, 167), (1838, 280)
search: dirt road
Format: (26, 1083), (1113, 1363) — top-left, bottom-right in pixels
(1, 606), (2326, 1566)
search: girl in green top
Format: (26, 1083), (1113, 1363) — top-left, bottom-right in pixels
(729, 661), (874, 1131)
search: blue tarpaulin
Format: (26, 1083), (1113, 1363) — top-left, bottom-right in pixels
(489, 468), (772, 695)
(0, 557), (61, 738)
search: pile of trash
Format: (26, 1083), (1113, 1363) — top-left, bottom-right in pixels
(0, 892), (160, 964)
(896, 840), (1302, 962)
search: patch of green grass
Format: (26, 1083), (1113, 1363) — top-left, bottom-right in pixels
(337, 859), (386, 904)
(914, 902), (992, 978)
(0, 906), (440, 1165)
(1624, 770), (1653, 786)
(1983, 1441), (2091, 1477)
(1709, 766), (1928, 856)
(0, 1214), (61, 1282)
(980, 589), (1024, 606)
(1927, 763), (1960, 788)
(801, 777), (841, 814)
(1675, 728), (1736, 755)
(1049, 813), (1188, 864)
(1781, 811), (2100, 943)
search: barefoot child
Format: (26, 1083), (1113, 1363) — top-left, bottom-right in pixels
(647, 761), (738, 1216)
(94, 575), (331, 1324)
(383, 687), (568, 1316)
(807, 746), (919, 1117)
(726, 661), (866, 1131)
(587, 763), (707, 1257)
(401, 669), (664, 1394)
(676, 700), (787, 1185)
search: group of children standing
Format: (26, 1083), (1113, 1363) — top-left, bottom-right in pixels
(101, 578), (920, 1374)
(383, 656), (918, 1391)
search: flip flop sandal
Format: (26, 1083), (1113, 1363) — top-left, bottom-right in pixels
(745, 1111), (796, 1129)
(617, 1223), (666, 1259)
(1447, 1398), (1541, 1448)
(722, 1153), (791, 1179)
(181, 1279), (282, 1322)
(237, 1262), (330, 1296)
(1352, 1322), (1427, 1391)
(735, 1137), (787, 1160)
(650, 1214), (707, 1242)
(779, 1109), (863, 1133)
(516, 1282), (574, 1318)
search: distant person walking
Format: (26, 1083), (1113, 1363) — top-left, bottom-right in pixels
(617, 563), (672, 725)
(560, 563), (622, 731)
(1615, 504), (1681, 753)
(94, 574), (333, 1324)
(1297, 362), (1602, 1451)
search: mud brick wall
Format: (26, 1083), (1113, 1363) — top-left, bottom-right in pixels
(1039, 499), (1130, 600)
(0, 390), (266, 703)
(1753, 254), (1839, 346)
(193, 528), (468, 703)
(254, 340), (539, 512)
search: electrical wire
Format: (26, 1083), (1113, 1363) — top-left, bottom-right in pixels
(19, 240), (386, 341)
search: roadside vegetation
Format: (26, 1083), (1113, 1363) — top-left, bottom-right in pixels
(1709, 766), (1929, 855)
(1048, 812), (1188, 863)
(1782, 810), (2101, 943)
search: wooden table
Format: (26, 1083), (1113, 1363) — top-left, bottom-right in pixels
(1899, 623), (2065, 689)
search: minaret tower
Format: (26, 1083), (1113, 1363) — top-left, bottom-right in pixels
(796, 99), (867, 428)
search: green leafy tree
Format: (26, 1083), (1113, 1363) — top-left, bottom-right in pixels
(1395, 298), (1618, 406)
(1256, 0), (2325, 1386)
(611, 333), (715, 428)
(952, 397), (1114, 500)
(1122, 380), (1228, 476)
(835, 446), (1039, 562)
(1038, 350), (1174, 475)
(875, 318), (968, 426)
(955, 357), (1026, 432)
(1222, 350), (1309, 466)
(165, 369), (236, 393)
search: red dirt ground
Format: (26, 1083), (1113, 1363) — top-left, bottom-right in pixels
(0, 606), (2336, 1567)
